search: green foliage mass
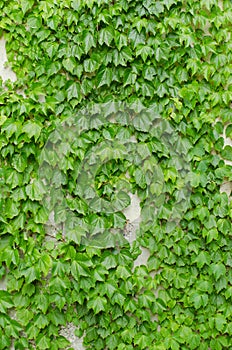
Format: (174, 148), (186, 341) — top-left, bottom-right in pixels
(0, 0), (232, 349)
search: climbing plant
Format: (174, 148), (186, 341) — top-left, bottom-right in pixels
(0, 0), (232, 349)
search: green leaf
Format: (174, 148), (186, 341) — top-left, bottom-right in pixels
(188, 334), (201, 349)
(134, 168), (147, 189)
(144, 66), (156, 81)
(12, 153), (28, 172)
(163, 0), (177, 10)
(210, 263), (226, 281)
(0, 115), (7, 126)
(71, 260), (89, 278)
(26, 179), (46, 201)
(136, 45), (154, 62)
(215, 315), (226, 332)
(1, 120), (22, 140)
(34, 206), (49, 224)
(63, 57), (76, 74)
(104, 281), (117, 298)
(134, 334), (151, 348)
(84, 56), (100, 72)
(116, 265), (131, 280)
(112, 212), (126, 228)
(111, 292), (126, 306)
(99, 26), (114, 46)
(24, 266), (40, 284)
(36, 335), (51, 350)
(67, 82), (81, 101)
(0, 291), (14, 313)
(22, 121), (42, 141)
(196, 280), (213, 293)
(55, 336), (70, 349)
(189, 292), (208, 309)
(87, 296), (107, 314)
(66, 226), (86, 245)
(82, 30), (96, 54)
(170, 339), (180, 350)
(16, 309), (34, 326)
(193, 251), (211, 268)
(34, 294), (49, 314)
(48, 309), (66, 326)
(37, 253), (52, 276)
(27, 15), (42, 30)
(96, 67), (113, 88)
(5, 200), (20, 219)
(123, 68), (137, 87)
(115, 32), (127, 50)
(221, 145), (232, 161)
(112, 191), (131, 211)
(225, 124), (232, 138)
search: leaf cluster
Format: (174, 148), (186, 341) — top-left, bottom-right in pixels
(0, 0), (232, 349)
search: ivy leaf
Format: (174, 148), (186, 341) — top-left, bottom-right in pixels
(96, 67), (113, 88)
(134, 168), (147, 189)
(193, 251), (211, 268)
(188, 334), (201, 349)
(67, 82), (81, 101)
(34, 206), (49, 224)
(189, 292), (208, 309)
(225, 124), (232, 138)
(34, 294), (49, 314)
(136, 45), (154, 62)
(82, 30), (96, 54)
(106, 334), (120, 349)
(5, 200), (20, 219)
(66, 226), (86, 245)
(115, 32), (127, 50)
(144, 66), (156, 81)
(99, 26), (114, 46)
(111, 292), (126, 306)
(0, 291), (14, 313)
(1, 120), (22, 140)
(104, 281), (117, 298)
(22, 121), (42, 141)
(27, 15), (42, 30)
(36, 335), (51, 350)
(221, 145), (232, 161)
(112, 212), (126, 228)
(102, 255), (117, 270)
(116, 265), (131, 280)
(0, 115), (7, 126)
(163, 0), (177, 10)
(48, 309), (66, 326)
(6, 169), (23, 189)
(16, 309), (34, 326)
(134, 334), (151, 348)
(37, 254), (52, 276)
(215, 315), (226, 332)
(210, 263), (226, 281)
(112, 191), (131, 211)
(26, 179), (46, 201)
(84, 56), (100, 72)
(54, 337), (70, 349)
(24, 266), (41, 284)
(123, 68), (137, 87)
(71, 260), (89, 278)
(87, 296), (107, 314)
(196, 280), (213, 293)
(12, 153), (28, 172)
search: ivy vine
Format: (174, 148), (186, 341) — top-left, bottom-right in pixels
(0, 0), (232, 349)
